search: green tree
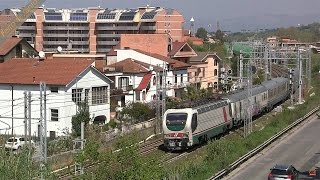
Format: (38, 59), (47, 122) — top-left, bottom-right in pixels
(182, 85), (213, 101)
(215, 29), (225, 42)
(71, 102), (90, 137)
(196, 27), (208, 41)
(253, 69), (265, 85)
(120, 102), (155, 123)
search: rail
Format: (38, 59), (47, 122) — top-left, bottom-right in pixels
(209, 106), (320, 180)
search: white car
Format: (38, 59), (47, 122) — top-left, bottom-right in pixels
(4, 137), (34, 151)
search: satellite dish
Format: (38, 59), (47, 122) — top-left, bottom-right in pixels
(149, 66), (153, 71)
(38, 51), (45, 58)
(57, 46), (62, 53)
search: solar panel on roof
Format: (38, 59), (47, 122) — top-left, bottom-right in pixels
(119, 12), (136, 21)
(141, 11), (157, 20)
(70, 13), (87, 21)
(45, 12), (62, 21)
(97, 13), (116, 20)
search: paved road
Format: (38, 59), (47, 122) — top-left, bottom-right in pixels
(225, 114), (320, 180)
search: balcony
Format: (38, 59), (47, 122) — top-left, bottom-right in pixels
(70, 41), (89, 45)
(96, 34), (121, 38)
(140, 26), (156, 31)
(96, 41), (119, 46)
(43, 47), (89, 52)
(43, 41), (69, 45)
(96, 26), (138, 31)
(97, 48), (111, 53)
(43, 26), (89, 31)
(43, 33), (89, 38)
(169, 82), (189, 89)
(18, 26), (36, 30)
(18, 33), (35, 37)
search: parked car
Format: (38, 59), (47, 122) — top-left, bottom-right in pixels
(4, 137), (34, 151)
(268, 164), (300, 180)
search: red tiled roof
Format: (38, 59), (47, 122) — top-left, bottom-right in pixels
(168, 41), (186, 56)
(136, 73), (152, 91)
(0, 58), (94, 85)
(0, 37), (23, 56)
(133, 49), (190, 69)
(106, 58), (150, 73)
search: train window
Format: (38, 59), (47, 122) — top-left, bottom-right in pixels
(166, 113), (188, 131)
(191, 113), (197, 132)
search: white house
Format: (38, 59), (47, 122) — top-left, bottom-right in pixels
(0, 58), (112, 138)
(104, 48), (191, 106)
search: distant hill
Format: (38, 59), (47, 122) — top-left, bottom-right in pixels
(227, 22), (320, 43)
(203, 13), (320, 33)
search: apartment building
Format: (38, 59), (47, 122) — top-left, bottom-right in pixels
(0, 6), (184, 54)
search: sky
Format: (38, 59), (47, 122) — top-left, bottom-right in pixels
(1, 0), (320, 32)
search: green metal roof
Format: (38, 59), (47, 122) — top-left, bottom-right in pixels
(232, 43), (253, 57)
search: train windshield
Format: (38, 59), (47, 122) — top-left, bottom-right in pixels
(166, 113), (188, 131)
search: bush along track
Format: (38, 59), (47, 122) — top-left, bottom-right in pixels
(162, 92), (320, 180)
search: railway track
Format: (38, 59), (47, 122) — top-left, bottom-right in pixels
(139, 138), (163, 155)
(56, 137), (164, 179)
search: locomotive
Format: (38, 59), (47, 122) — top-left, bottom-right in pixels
(163, 77), (293, 151)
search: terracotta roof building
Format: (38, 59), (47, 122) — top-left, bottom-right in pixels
(0, 37), (38, 63)
(0, 58), (94, 85)
(0, 57), (113, 137)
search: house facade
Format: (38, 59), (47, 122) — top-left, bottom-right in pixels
(188, 52), (222, 90)
(0, 37), (38, 63)
(105, 49), (190, 106)
(0, 58), (112, 137)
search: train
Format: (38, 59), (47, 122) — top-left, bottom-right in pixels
(163, 76), (297, 151)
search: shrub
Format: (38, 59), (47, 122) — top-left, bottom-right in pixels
(108, 119), (117, 129)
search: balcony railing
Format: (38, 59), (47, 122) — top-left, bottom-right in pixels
(43, 41), (69, 45)
(18, 26), (36, 30)
(18, 33), (35, 37)
(96, 26), (138, 31)
(70, 41), (89, 45)
(43, 26), (89, 31)
(168, 82), (190, 89)
(97, 48), (111, 53)
(43, 33), (89, 38)
(140, 26), (156, 31)
(96, 41), (119, 45)
(43, 47), (89, 52)
(96, 34), (121, 38)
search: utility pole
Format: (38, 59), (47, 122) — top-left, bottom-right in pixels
(239, 51), (243, 88)
(161, 62), (166, 133)
(264, 45), (269, 81)
(24, 91), (28, 145)
(298, 50), (303, 104)
(39, 82), (47, 179)
(28, 92), (32, 151)
(155, 64), (161, 134)
(307, 48), (312, 90)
